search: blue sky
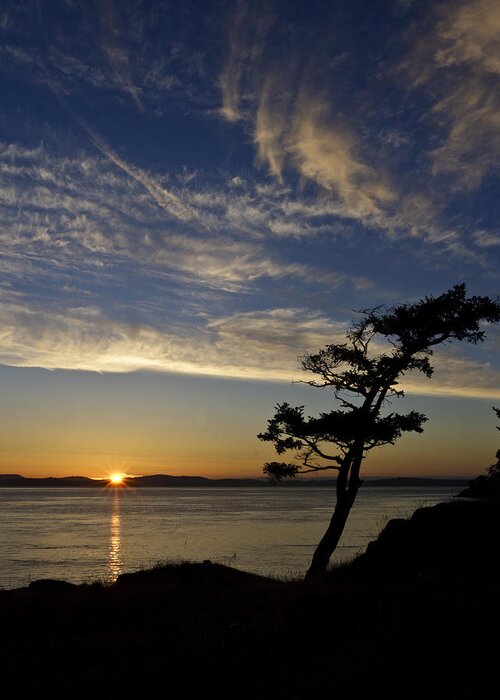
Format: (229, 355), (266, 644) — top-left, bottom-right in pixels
(0, 0), (499, 477)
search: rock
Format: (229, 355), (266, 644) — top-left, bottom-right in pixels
(456, 475), (500, 498)
(353, 499), (500, 575)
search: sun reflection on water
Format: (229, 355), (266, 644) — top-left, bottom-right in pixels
(108, 489), (123, 581)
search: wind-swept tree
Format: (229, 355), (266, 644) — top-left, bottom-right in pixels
(258, 284), (500, 578)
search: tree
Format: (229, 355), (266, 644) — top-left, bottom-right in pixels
(258, 284), (500, 579)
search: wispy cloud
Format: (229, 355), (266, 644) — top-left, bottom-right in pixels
(68, 111), (196, 222)
(403, 350), (500, 400)
(3, 0), (498, 265)
(276, 91), (395, 220)
(220, 5), (396, 226)
(0, 140), (377, 289)
(0, 137), (496, 399)
(0, 294), (338, 379)
(473, 230), (500, 248)
(99, 0), (144, 110)
(216, 0), (500, 266)
(0, 293), (498, 398)
(219, 0), (272, 122)
(0, 0), (181, 108)
(404, 0), (500, 189)
(216, 0), (494, 262)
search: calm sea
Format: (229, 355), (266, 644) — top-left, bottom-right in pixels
(0, 486), (458, 588)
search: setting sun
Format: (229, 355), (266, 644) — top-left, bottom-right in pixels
(109, 473), (125, 485)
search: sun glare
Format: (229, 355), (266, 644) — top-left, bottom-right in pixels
(109, 473), (125, 485)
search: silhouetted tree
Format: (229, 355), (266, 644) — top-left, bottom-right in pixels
(258, 284), (500, 578)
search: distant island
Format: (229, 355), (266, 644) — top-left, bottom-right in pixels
(0, 473), (469, 488)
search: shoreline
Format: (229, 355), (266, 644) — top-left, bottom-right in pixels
(1, 498), (499, 698)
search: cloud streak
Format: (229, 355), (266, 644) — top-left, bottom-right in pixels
(221, 14), (396, 226)
(99, 0), (145, 110)
(0, 294), (498, 399)
(3, 0), (499, 262)
(65, 107), (195, 222)
(0, 140), (378, 295)
(217, 0), (500, 262)
(219, 0), (272, 122)
(404, 0), (500, 189)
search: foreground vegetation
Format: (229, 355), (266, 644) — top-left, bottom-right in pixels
(2, 498), (499, 699)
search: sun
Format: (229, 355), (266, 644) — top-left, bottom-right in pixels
(109, 473), (125, 486)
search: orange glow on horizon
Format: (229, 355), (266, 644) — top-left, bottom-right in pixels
(109, 472), (126, 485)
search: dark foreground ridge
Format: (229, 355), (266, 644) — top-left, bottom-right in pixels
(1, 499), (499, 699)
(457, 474), (500, 498)
(0, 473), (468, 488)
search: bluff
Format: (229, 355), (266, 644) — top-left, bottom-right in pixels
(352, 498), (500, 575)
(456, 474), (500, 499)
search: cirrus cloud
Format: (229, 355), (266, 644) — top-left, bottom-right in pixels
(0, 292), (498, 399)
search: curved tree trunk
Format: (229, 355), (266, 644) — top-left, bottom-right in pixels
(304, 449), (363, 580)
(304, 499), (354, 579)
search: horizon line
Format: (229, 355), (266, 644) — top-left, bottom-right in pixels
(0, 472), (474, 481)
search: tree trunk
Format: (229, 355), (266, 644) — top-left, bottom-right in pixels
(304, 451), (363, 580)
(304, 499), (353, 579)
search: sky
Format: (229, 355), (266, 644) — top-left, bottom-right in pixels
(0, 0), (499, 479)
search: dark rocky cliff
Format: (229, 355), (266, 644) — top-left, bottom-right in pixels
(353, 498), (500, 575)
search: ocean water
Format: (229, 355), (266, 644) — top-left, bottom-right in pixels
(0, 486), (458, 588)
